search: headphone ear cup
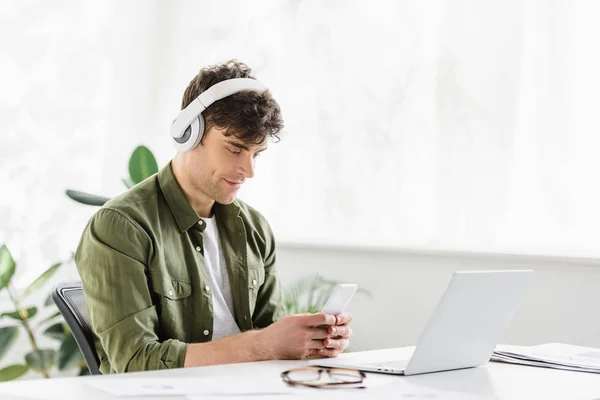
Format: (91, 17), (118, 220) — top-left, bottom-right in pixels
(191, 114), (205, 150)
(172, 115), (203, 152)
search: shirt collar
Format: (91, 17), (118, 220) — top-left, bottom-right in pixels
(158, 161), (240, 233)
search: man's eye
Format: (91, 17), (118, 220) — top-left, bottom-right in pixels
(228, 148), (241, 155)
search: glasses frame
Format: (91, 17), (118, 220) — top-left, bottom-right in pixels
(281, 366), (366, 389)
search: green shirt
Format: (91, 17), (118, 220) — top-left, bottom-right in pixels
(74, 162), (286, 374)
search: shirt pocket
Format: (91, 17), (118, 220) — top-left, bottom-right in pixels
(151, 273), (192, 299)
(149, 273), (193, 340)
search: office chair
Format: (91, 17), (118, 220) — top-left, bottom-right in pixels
(52, 284), (101, 375)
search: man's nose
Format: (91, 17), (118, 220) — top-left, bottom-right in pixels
(239, 155), (255, 179)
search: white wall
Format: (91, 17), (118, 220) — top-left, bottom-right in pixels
(276, 244), (600, 351)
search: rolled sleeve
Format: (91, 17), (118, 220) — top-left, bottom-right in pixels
(75, 208), (188, 373)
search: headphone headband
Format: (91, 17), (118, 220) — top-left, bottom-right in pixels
(170, 78), (268, 151)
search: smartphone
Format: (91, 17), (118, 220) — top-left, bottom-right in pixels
(320, 284), (358, 316)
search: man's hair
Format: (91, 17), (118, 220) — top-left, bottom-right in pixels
(181, 59), (284, 145)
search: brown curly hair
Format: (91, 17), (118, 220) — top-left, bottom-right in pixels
(181, 60), (284, 145)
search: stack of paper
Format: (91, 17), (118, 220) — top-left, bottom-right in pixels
(492, 343), (600, 373)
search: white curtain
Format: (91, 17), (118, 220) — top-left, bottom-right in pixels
(0, 0), (167, 284)
(2, 0), (600, 283)
(237, 0), (600, 257)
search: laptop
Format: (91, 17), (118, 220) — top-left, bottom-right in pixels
(309, 269), (533, 375)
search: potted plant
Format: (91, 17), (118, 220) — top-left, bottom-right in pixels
(0, 245), (86, 381)
(0, 146), (158, 381)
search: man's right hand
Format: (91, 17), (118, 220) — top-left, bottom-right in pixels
(257, 313), (337, 360)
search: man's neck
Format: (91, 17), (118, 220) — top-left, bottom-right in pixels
(171, 156), (215, 218)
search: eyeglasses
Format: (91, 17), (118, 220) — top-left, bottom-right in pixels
(281, 367), (366, 389)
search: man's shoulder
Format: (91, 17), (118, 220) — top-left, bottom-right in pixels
(76, 176), (160, 264)
(93, 175), (161, 227)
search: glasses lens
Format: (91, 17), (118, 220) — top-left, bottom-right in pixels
(287, 369), (321, 382)
(329, 369), (363, 383)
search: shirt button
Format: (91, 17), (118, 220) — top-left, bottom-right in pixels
(252, 279), (257, 286)
(203, 330), (210, 336)
(195, 246), (202, 252)
(205, 285), (210, 292)
(168, 289), (173, 296)
(198, 220), (204, 225)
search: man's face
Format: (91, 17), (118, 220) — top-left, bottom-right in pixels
(185, 126), (267, 204)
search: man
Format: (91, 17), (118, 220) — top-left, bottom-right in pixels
(75, 60), (353, 373)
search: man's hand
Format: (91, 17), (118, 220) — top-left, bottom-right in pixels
(256, 312), (353, 360)
(307, 313), (353, 359)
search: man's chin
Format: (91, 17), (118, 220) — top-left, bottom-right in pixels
(215, 194), (237, 205)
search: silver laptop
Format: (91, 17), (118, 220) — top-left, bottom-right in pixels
(310, 270), (533, 375)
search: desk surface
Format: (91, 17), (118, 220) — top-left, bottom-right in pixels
(1, 347), (599, 400)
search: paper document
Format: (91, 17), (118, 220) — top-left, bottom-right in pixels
(86, 372), (388, 397)
(85, 376), (296, 397)
(492, 343), (600, 373)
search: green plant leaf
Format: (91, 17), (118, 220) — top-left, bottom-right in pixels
(25, 349), (55, 371)
(43, 322), (66, 341)
(1, 306), (37, 321)
(0, 326), (19, 361)
(0, 364), (29, 381)
(57, 333), (83, 371)
(0, 244), (16, 290)
(306, 305), (321, 314)
(38, 310), (61, 327)
(129, 145), (158, 184)
(23, 262), (62, 298)
(44, 293), (55, 306)
(283, 274), (372, 315)
(284, 274), (338, 314)
(122, 177), (135, 189)
(65, 190), (110, 206)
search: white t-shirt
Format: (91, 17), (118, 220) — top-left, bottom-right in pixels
(201, 216), (241, 340)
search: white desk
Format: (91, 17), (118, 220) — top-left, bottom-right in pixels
(1, 347), (599, 400)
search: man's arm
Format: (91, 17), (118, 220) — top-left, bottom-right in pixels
(251, 221), (286, 328)
(183, 313), (341, 366)
(76, 208), (188, 372)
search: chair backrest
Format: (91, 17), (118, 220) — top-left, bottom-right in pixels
(52, 284), (101, 375)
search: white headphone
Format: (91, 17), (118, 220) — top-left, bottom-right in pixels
(170, 78), (268, 152)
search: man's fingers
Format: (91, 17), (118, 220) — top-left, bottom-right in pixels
(307, 327), (330, 340)
(323, 338), (349, 350)
(319, 348), (339, 358)
(305, 341), (350, 359)
(328, 325), (352, 338)
(302, 312), (337, 327)
(335, 312), (352, 325)
(305, 348), (336, 359)
(308, 340), (327, 350)
(304, 349), (324, 359)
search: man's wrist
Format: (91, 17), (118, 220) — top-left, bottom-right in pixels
(246, 328), (274, 361)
